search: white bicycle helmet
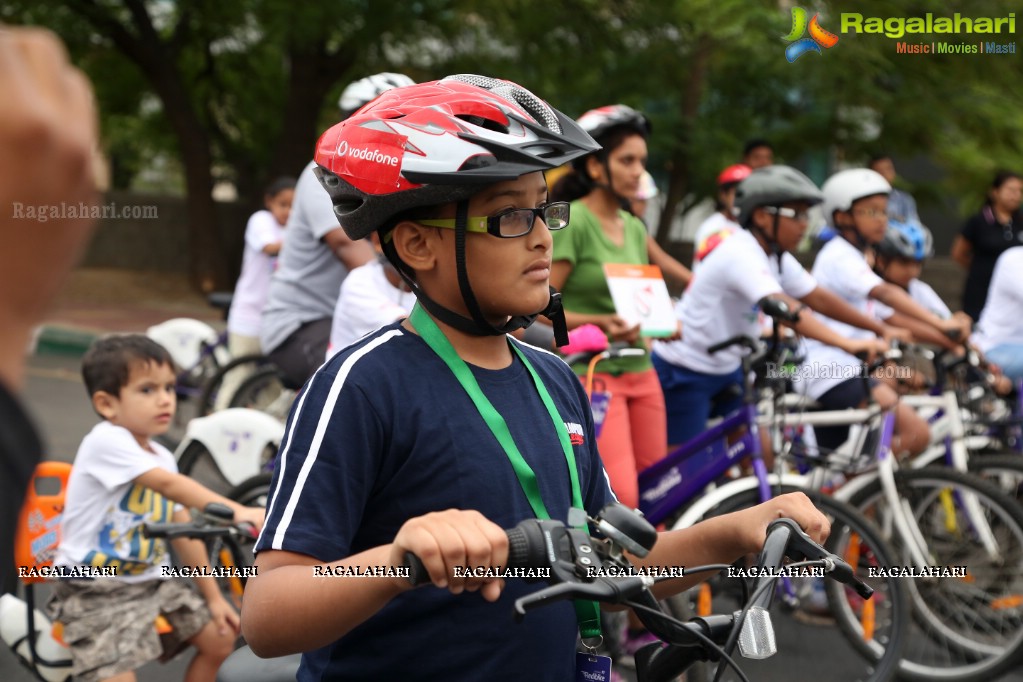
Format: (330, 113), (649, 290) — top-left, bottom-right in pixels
(821, 168), (891, 227)
(338, 72), (415, 118)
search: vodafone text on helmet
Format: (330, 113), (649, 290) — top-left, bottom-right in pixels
(335, 140), (399, 167)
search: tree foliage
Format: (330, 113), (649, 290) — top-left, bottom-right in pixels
(4, 0), (1021, 285)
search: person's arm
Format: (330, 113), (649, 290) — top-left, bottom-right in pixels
(951, 235), (972, 269)
(800, 286), (909, 344)
(869, 282), (967, 349)
(323, 226), (375, 270)
(880, 311), (958, 348)
(637, 492), (829, 598)
(768, 292), (885, 360)
(646, 235), (692, 288)
(262, 242), (282, 256)
(169, 507), (240, 636)
(133, 468), (265, 529)
(0, 28), (99, 390)
(243, 509), (506, 656)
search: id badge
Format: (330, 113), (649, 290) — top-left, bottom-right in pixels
(590, 391), (611, 439)
(576, 651), (613, 682)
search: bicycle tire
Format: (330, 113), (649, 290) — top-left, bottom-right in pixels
(228, 472), (274, 509)
(196, 354), (271, 416)
(669, 487), (908, 682)
(967, 453), (1023, 506)
(847, 466), (1023, 681)
(229, 367), (287, 414)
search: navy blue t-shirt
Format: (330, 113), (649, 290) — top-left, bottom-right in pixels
(256, 322), (613, 681)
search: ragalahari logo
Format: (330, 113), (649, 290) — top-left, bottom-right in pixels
(782, 7), (839, 62)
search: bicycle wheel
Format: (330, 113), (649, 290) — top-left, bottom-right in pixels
(229, 367), (288, 416)
(228, 472), (274, 509)
(196, 354), (271, 416)
(968, 453), (1023, 507)
(668, 487), (908, 682)
(847, 466), (1023, 681)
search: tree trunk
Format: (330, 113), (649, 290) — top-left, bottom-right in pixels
(655, 36), (713, 246)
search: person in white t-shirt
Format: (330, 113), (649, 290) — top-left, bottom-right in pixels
(691, 164), (751, 271)
(218, 177), (294, 408)
(653, 165), (895, 446)
(794, 169), (971, 456)
(973, 246), (1023, 381)
(327, 238), (416, 358)
(49, 335), (264, 681)
(260, 74), (414, 389)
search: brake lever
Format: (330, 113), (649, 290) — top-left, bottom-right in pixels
(513, 575), (653, 620)
(765, 519), (873, 599)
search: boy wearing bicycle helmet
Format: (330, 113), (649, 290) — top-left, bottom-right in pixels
(652, 166), (896, 447)
(48, 335), (265, 682)
(242, 76), (829, 681)
(795, 169), (970, 456)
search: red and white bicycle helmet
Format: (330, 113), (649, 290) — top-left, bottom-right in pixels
(576, 104), (651, 142)
(315, 74), (599, 241)
(338, 72), (415, 118)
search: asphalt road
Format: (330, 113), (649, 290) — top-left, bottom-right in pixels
(5, 352), (1023, 681)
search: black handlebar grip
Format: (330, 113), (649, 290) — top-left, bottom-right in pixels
(403, 524), (535, 587)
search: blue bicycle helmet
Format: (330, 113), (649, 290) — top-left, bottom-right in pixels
(877, 220), (934, 261)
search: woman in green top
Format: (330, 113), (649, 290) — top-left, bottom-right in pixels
(549, 105), (691, 511)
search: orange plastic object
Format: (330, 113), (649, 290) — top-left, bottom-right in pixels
(15, 461), (72, 584)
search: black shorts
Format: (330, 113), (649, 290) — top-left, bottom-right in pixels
(812, 378), (873, 452)
(267, 318), (332, 390)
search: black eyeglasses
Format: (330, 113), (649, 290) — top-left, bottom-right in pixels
(418, 202), (571, 238)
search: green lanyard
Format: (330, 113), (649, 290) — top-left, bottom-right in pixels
(408, 304), (601, 640)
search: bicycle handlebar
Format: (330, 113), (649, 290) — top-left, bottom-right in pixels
(402, 504), (871, 682)
(142, 503), (258, 541)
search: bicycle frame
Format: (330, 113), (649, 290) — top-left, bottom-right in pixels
(638, 402), (768, 527)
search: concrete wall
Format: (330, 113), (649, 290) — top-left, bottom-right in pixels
(80, 191), (252, 281)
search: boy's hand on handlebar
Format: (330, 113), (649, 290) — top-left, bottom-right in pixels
(391, 509), (508, 602)
(734, 492), (830, 555)
(843, 337), (888, 364)
(938, 317), (971, 342)
(880, 325), (911, 346)
(235, 506), (266, 531)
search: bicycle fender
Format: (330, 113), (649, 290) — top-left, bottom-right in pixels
(175, 408), (284, 486)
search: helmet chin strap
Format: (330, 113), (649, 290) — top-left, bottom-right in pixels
(382, 201), (570, 346)
(837, 221), (871, 251)
(750, 212), (786, 274)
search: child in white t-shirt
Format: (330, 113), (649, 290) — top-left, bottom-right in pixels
(795, 170), (970, 456)
(326, 236), (415, 359)
(48, 335), (264, 682)
(974, 246), (1023, 382)
(653, 166), (894, 447)
(219, 177), (295, 408)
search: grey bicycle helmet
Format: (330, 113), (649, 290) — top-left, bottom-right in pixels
(732, 165), (824, 227)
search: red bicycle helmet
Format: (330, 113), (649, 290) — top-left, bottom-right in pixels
(717, 164), (752, 187)
(314, 74), (599, 240)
